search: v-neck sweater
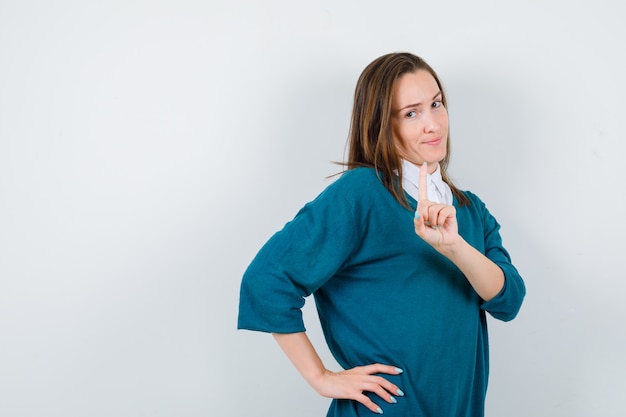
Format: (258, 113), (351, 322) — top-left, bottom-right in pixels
(238, 167), (525, 417)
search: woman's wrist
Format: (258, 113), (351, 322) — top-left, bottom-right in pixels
(436, 234), (467, 259)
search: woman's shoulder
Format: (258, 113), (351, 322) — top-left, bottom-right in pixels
(458, 189), (483, 205)
(325, 167), (382, 195)
(312, 167), (383, 205)
(287, 168), (382, 228)
(336, 166), (380, 183)
(456, 189), (498, 221)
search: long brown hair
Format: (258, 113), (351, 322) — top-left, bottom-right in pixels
(345, 52), (470, 207)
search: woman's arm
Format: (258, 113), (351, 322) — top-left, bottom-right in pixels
(414, 162), (504, 301)
(436, 239), (504, 301)
(273, 332), (404, 415)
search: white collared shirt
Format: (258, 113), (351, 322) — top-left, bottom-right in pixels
(400, 160), (453, 205)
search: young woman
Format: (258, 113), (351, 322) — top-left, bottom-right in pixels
(238, 52), (525, 417)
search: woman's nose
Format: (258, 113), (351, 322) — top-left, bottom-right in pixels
(423, 111), (439, 132)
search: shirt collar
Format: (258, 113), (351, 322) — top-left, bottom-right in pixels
(399, 160), (452, 205)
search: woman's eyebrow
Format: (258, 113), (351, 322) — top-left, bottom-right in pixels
(397, 91), (442, 112)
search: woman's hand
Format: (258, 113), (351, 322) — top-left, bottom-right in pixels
(310, 364), (404, 415)
(414, 162), (460, 251)
(273, 333), (404, 415)
(412, 162), (505, 300)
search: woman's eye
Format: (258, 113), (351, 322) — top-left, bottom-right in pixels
(406, 110), (417, 118)
(432, 100), (442, 108)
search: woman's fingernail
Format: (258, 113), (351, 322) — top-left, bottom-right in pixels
(376, 407), (383, 414)
(395, 367), (404, 374)
(414, 211), (420, 219)
(390, 396), (397, 404)
(397, 389), (405, 396)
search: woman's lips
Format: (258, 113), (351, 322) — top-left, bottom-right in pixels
(423, 137), (442, 146)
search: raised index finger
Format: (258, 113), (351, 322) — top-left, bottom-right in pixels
(418, 161), (429, 203)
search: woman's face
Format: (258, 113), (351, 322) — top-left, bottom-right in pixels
(391, 70), (448, 173)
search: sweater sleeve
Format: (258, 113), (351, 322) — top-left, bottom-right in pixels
(237, 183), (359, 333)
(471, 194), (526, 322)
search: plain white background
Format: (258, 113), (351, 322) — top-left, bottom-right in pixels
(1, 1), (624, 416)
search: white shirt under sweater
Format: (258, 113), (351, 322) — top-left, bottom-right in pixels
(400, 160), (453, 205)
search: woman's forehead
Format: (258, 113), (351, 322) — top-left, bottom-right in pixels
(393, 71), (441, 107)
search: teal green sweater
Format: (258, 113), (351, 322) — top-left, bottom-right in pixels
(238, 167), (525, 417)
